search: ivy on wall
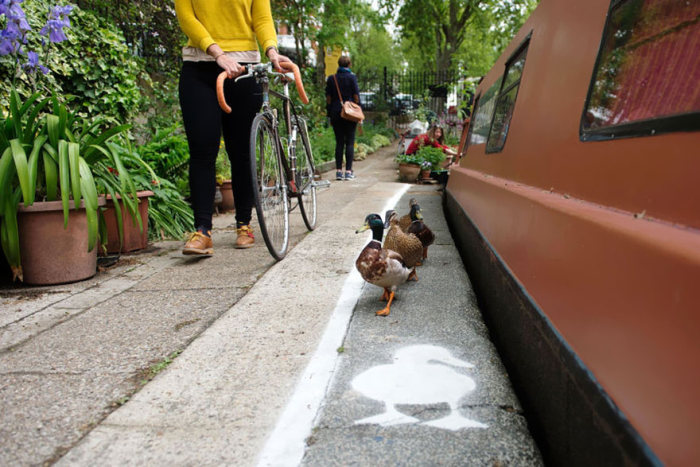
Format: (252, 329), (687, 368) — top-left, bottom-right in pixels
(0, 1), (146, 124)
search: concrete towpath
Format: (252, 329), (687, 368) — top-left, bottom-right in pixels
(0, 143), (542, 466)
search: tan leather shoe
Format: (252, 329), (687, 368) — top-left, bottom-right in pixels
(183, 231), (213, 255)
(235, 225), (254, 249)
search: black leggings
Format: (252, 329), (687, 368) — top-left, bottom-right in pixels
(179, 61), (262, 231)
(331, 117), (357, 171)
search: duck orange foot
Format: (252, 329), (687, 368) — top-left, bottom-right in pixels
(376, 291), (395, 316)
(380, 288), (391, 301)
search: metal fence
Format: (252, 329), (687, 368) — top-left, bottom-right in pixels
(355, 67), (468, 136)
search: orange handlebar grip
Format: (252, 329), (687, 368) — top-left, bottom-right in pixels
(216, 61), (308, 113)
(216, 71), (232, 113)
(279, 61), (309, 105)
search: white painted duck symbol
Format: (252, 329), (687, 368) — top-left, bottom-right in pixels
(352, 344), (488, 430)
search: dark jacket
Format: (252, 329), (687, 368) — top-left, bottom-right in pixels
(325, 68), (360, 119)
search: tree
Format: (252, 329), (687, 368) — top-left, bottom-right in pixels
(392, 0), (537, 75)
(272, 0), (323, 67)
(352, 25), (403, 77)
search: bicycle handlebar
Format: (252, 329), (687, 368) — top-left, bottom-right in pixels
(216, 60), (309, 113)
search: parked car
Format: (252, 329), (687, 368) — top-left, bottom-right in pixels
(390, 93), (420, 115)
(359, 92), (376, 110)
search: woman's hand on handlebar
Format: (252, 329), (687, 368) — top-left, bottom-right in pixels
(266, 47), (291, 72)
(216, 54), (244, 78)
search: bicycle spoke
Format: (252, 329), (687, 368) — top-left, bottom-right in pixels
(294, 117), (317, 231)
(251, 114), (289, 260)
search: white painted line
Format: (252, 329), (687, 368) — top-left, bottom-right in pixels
(257, 184), (410, 467)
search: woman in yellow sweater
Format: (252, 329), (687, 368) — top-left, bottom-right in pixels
(175, 0), (286, 255)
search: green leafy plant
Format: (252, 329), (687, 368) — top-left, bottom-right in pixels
(136, 123), (190, 194)
(0, 90), (144, 281)
(395, 152), (422, 166)
(414, 145), (446, 170)
(0, 1), (146, 125)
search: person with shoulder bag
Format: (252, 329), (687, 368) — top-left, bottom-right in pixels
(325, 56), (362, 181)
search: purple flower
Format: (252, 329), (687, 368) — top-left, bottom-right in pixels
(40, 19), (67, 42)
(1, 1), (73, 76)
(21, 51), (49, 75)
(39, 4), (73, 43)
(7, 3), (30, 33)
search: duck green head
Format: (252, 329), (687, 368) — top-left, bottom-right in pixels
(410, 203), (423, 221)
(356, 213), (385, 241)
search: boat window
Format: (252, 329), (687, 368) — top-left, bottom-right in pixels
(486, 43), (529, 153)
(581, 0), (700, 140)
(467, 78), (501, 147)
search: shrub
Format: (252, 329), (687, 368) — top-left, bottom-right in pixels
(0, 1), (146, 124)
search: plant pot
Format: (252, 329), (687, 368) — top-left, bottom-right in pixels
(220, 179), (234, 212)
(18, 198), (106, 285)
(398, 163), (421, 183)
(102, 191), (154, 254)
(420, 169), (432, 180)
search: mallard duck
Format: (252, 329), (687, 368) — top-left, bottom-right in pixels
(398, 198), (419, 232)
(355, 213), (411, 316)
(407, 204), (435, 260)
(383, 210), (422, 281)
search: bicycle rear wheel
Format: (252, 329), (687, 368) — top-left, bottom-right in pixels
(250, 113), (289, 260)
(294, 117), (317, 230)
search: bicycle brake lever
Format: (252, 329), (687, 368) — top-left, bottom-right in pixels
(233, 65), (251, 83)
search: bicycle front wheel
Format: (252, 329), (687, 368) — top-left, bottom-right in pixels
(250, 113), (289, 260)
(294, 117), (317, 230)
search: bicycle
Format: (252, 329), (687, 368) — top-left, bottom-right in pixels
(216, 61), (329, 260)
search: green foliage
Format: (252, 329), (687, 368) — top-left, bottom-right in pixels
(0, 1), (147, 124)
(136, 124), (190, 190)
(397, 0), (538, 74)
(395, 153), (423, 166)
(415, 145), (446, 170)
(216, 145), (231, 182)
(131, 174), (193, 241)
(308, 124), (336, 165)
(371, 134), (391, 148)
(56, 6), (146, 124)
(74, 0), (185, 75)
(396, 145), (445, 170)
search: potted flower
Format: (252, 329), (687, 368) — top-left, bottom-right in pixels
(395, 152), (422, 183)
(415, 145), (446, 174)
(0, 91), (148, 284)
(420, 160), (433, 180)
(0, 2), (149, 283)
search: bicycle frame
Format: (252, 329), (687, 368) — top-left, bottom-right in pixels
(219, 61), (328, 260)
(239, 64), (303, 196)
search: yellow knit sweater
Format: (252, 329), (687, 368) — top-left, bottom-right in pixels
(175, 0), (277, 53)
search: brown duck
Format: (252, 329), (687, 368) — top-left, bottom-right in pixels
(383, 210), (422, 281)
(407, 203), (435, 260)
(356, 213), (411, 316)
(398, 198), (419, 232)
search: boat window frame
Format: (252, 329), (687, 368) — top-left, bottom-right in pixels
(579, 0), (700, 142)
(485, 35), (531, 154)
(463, 92), (481, 154)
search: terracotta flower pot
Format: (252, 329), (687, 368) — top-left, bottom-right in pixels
(102, 191), (154, 254)
(220, 179), (234, 212)
(398, 163), (421, 183)
(18, 198), (106, 285)
(420, 169), (432, 180)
